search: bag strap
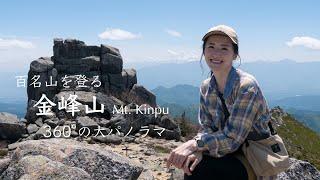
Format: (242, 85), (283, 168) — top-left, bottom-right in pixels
(217, 91), (230, 125)
(216, 90), (276, 147)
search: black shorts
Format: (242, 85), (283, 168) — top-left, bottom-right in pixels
(184, 151), (248, 180)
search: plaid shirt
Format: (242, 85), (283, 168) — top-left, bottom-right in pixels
(195, 66), (276, 179)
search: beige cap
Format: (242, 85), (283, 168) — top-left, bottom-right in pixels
(202, 25), (238, 44)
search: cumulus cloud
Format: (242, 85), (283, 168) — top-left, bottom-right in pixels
(0, 38), (35, 49)
(287, 36), (320, 50)
(165, 29), (182, 37)
(98, 28), (141, 40)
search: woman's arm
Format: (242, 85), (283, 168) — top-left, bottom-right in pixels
(196, 83), (263, 157)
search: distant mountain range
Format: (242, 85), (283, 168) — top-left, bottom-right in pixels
(139, 59), (320, 103)
(151, 84), (320, 134)
(272, 95), (320, 111)
(152, 84), (199, 105)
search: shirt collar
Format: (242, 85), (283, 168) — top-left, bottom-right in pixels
(209, 66), (238, 99)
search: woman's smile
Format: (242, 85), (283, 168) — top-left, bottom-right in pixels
(204, 35), (235, 71)
(210, 59), (224, 65)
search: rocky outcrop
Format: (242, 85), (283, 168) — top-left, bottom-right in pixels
(1, 138), (143, 180)
(22, 38), (181, 142)
(277, 158), (320, 180)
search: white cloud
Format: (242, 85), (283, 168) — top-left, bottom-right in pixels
(98, 28), (141, 40)
(167, 49), (179, 56)
(167, 49), (200, 61)
(0, 38), (35, 49)
(165, 29), (182, 37)
(287, 36), (320, 50)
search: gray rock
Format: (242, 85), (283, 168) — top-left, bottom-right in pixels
(101, 69), (136, 100)
(44, 117), (61, 128)
(113, 111), (148, 135)
(124, 136), (135, 143)
(24, 100), (39, 123)
(95, 92), (125, 117)
(27, 66), (58, 102)
(0, 112), (26, 141)
(277, 158), (320, 180)
(55, 64), (90, 74)
(98, 119), (110, 127)
(101, 44), (121, 56)
(123, 68), (137, 89)
(76, 116), (99, 133)
(20, 118), (28, 124)
(34, 124), (51, 139)
(53, 38), (100, 59)
(110, 109), (157, 137)
(34, 118), (43, 127)
(27, 123), (39, 134)
(54, 56), (100, 66)
(156, 115), (178, 130)
(138, 169), (155, 180)
(3, 155), (91, 179)
(128, 84), (157, 108)
(148, 125), (181, 140)
(107, 73), (126, 92)
(0, 138), (143, 179)
(0, 158), (11, 175)
(71, 130), (79, 137)
(101, 53), (123, 74)
(92, 134), (122, 145)
(168, 168), (184, 180)
(30, 57), (54, 73)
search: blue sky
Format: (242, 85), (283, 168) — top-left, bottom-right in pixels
(1, 0), (320, 72)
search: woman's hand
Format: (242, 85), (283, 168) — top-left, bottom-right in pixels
(183, 151), (203, 176)
(166, 139), (198, 169)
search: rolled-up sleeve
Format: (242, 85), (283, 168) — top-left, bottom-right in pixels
(197, 84), (263, 157)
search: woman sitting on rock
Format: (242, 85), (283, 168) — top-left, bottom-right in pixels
(166, 25), (277, 180)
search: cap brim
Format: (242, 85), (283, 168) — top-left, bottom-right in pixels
(202, 31), (237, 44)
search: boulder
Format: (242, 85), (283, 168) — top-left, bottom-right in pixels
(101, 54), (123, 74)
(123, 68), (137, 89)
(27, 63), (58, 101)
(148, 125), (181, 141)
(277, 158), (320, 179)
(30, 57), (54, 73)
(92, 134), (121, 145)
(101, 44), (120, 56)
(0, 112), (26, 141)
(76, 116), (99, 133)
(1, 138), (143, 179)
(24, 100), (38, 123)
(128, 84), (157, 108)
(27, 124), (39, 134)
(53, 39), (100, 59)
(156, 115), (178, 130)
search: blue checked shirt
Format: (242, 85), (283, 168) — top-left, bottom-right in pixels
(195, 66), (272, 158)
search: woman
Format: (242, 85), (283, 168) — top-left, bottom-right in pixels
(166, 25), (277, 180)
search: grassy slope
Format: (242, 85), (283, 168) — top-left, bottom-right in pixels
(276, 114), (320, 170)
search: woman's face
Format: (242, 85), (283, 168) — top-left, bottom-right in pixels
(204, 35), (236, 72)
